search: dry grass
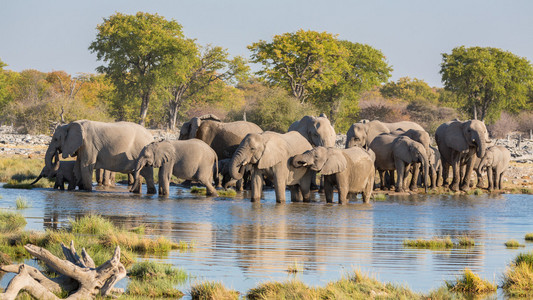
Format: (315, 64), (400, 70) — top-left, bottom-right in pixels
(505, 239), (525, 248)
(403, 237), (454, 249)
(190, 281), (239, 300)
(445, 268), (496, 295)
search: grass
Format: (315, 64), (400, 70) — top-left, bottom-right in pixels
(445, 268), (496, 295)
(3, 178), (54, 189)
(190, 281), (239, 300)
(69, 214), (115, 235)
(525, 233), (533, 241)
(456, 236), (475, 247)
(287, 260), (303, 274)
(372, 193), (387, 201)
(190, 186), (206, 195)
(466, 188), (484, 195)
(0, 157), (44, 183)
(403, 237), (454, 249)
(506, 239), (525, 248)
(15, 196), (30, 209)
(0, 210), (27, 232)
(502, 251), (533, 297)
(190, 186), (237, 197)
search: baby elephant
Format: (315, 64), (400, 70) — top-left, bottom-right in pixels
(132, 139), (218, 196)
(293, 146), (375, 204)
(31, 152), (78, 190)
(477, 145), (510, 191)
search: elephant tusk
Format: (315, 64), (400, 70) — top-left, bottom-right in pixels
(241, 161), (247, 166)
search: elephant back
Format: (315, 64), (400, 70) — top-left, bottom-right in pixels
(281, 131), (313, 156)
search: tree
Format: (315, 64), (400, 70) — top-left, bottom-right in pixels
(248, 29), (349, 104)
(89, 12), (193, 126)
(380, 77), (437, 103)
(440, 46), (533, 122)
(316, 41), (392, 129)
(164, 45), (249, 129)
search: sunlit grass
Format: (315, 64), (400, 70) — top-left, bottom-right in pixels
(287, 260), (303, 274)
(15, 196), (30, 209)
(69, 214), (115, 235)
(403, 237), (454, 249)
(0, 157), (43, 182)
(445, 268), (496, 295)
(190, 281), (239, 300)
(3, 178), (54, 189)
(506, 239), (525, 248)
(190, 186), (206, 195)
(502, 251), (533, 297)
(372, 193), (387, 201)
(219, 188), (237, 197)
(456, 236), (475, 247)
(525, 233), (533, 241)
(0, 210), (26, 233)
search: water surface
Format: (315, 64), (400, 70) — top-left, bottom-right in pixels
(1, 184), (531, 297)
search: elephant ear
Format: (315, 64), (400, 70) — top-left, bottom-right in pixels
(257, 137), (286, 169)
(62, 122), (84, 158)
(321, 149), (348, 175)
(189, 118), (202, 139)
(444, 122), (469, 152)
(153, 142), (175, 167)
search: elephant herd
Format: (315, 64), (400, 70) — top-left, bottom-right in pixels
(32, 115), (511, 204)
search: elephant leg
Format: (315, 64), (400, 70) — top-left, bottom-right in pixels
(363, 176), (373, 204)
(251, 169), (263, 202)
(389, 170), (396, 189)
(299, 174), (312, 202)
(67, 181), (75, 191)
(79, 165), (93, 191)
(487, 168), (494, 191)
(429, 165), (437, 189)
(498, 171), (505, 190)
(200, 175), (218, 197)
(409, 163), (420, 191)
(395, 161), (405, 192)
(290, 186), (302, 202)
(324, 181), (334, 203)
(309, 171), (319, 191)
(493, 169), (502, 191)
(96, 169), (103, 186)
(460, 157), (474, 191)
(236, 179), (243, 191)
(338, 185), (348, 205)
(449, 154), (461, 192)
(157, 166), (171, 196)
(128, 173), (135, 186)
(378, 170), (386, 190)
(141, 167), (156, 194)
(442, 162), (450, 187)
(274, 176), (287, 204)
(475, 168), (484, 188)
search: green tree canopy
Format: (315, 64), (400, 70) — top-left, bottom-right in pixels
(380, 77), (437, 103)
(316, 41), (392, 129)
(89, 12), (194, 126)
(248, 29), (349, 103)
(440, 46), (533, 122)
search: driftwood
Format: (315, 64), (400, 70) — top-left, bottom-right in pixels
(0, 241), (126, 300)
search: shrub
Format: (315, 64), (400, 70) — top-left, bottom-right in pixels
(445, 268), (496, 295)
(487, 112), (519, 138)
(502, 262), (533, 297)
(517, 111), (533, 135)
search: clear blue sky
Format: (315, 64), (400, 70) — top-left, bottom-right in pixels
(1, 0), (532, 87)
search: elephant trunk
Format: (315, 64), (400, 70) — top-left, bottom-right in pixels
(422, 154), (429, 193)
(44, 147), (59, 175)
(130, 157), (146, 192)
(477, 155), (487, 174)
(474, 132), (486, 159)
(230, 149), (246, 181)
(30, 174), (43, 185)
(52, 151), (60, 172)
(292, 153), (312, 168)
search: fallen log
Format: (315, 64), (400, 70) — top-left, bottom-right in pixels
(0, 241), (126, 300)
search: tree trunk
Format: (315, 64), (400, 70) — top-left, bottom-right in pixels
(139, 91), (150, 126)
(0, 241), (126, 300)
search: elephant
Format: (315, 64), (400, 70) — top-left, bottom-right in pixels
(31, 152), (79, 190)
(435, 119), (490, 192)
(229, 131), (313, 203)
(288, 114), (336, 147)
(216, 158), (249, 190)
(95, 169), (116, 187)
(179, 115), (263, 160)
(44, 120), (156, 193)
(292, 146), (375, 204)
(345, 120), (424, 149)
(370, 134), (429, 193)
(132, 139), (218, 196)
(476, 145), (510, 191)
(428, 145), (443, 188)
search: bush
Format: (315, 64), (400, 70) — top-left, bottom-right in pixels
(406, 99), (458, 135)
(487, 112), (519, 138)
(358, 98), (409, 123)
(517, 111), (533, 136)
(0, 210), (26, 232)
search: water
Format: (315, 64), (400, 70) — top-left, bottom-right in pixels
(1, 184), (532, 297)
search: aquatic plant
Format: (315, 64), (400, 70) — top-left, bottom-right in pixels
(190, 186), (206, 195)
(190, 281), (239, 300)
(69, 214), (115, 235)
(445, 268), (496, 295)
(219, 188), (237, 197)
(0, 210), (26, 232)
(372, 193), (387, 201)
(525, 233), (533, 241)
(506, 239), (525, 248)
(403, 237), (454, 249)
(15, 196), (30, 209)
(502, 262), (533, 297)
(456, 236), (475, 247)
(287, 260), (303, 274)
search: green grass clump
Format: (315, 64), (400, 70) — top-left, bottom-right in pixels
(525, 233), (533, 241)
(506, 240), (525, 248)
(502, 252), (533, 297)
(15, 196), (30, 209)
(513, 251), (533, 268)
(190, 186), (207, 195)
(69, 214), (115, 235)
(127, 277), (185, 298)
(247, 280), (316, 300)
(287, 260), (303, 274)
(403, 237), (454, 249)
(445, 268), (496, 295)
(457, 236), (475, 247)
(218, 188), (237, 197)
(190, 281), (239, 300)
(3, 178), (53, 189)
(372, 193), (387, 201)
(129, 261), (187, 281)
(0, 210), (26, 233)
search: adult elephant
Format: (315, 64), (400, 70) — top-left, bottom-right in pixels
(369, 133), (429, 192)
(288, 114), (336, 147)
(229, 131), (313, 203)
(179, 114), (263, 159)
(44, 120), (156, 193)
(435, 119), (490, 192)
(345, 120), (424, 149)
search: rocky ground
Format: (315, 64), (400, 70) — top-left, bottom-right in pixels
(0, 125), (531, 189)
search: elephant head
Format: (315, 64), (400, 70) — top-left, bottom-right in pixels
(131, 141), (175, 191)
(292, 147), (347, 175)
(32, 151), (61, 185)
(306, 116), (336, 147)
(395, 136), (430, 193)
(230, 133), (287, 180)
(179, 114), (221, 140)
(44, 122), (83, 176)
(445, 120), (490, 159)
(477, 147), (495, 173)
(345, 123), (367, 149)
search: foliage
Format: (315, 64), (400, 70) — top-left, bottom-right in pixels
(190, 281), (239, 300)
(89, 12), (194, 126)
(440, 46), (533, 122)
(445, 268), (496, 295)
(129, 260), (187, 281)
(525, 233), (533, 241)
(248, 29), (349, 103)
(0, 210), (26, 232)
(69, 214), (115, 235)
(406, 99), (458, 134)
(380, 77), (438, 103)
(229, 81), (317, 132)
